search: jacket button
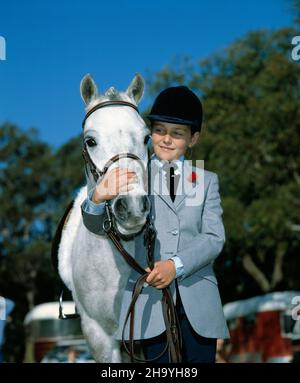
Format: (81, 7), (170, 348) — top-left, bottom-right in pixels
(171, 230), (178, 235)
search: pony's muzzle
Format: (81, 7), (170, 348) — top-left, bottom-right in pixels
(113, 194), (150, 225)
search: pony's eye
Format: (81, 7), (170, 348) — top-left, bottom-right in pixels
(144, 135), (151, 145)
(86, 138), (97, 147)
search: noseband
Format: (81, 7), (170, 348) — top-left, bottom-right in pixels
(82, 149), (143, 184)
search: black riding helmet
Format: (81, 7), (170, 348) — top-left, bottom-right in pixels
(147, 86), (203, 134)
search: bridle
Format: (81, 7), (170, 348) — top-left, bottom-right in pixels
(81, 99), (182, 363)
(81, 100), (148, 241)
(82, 148), (144, 184)
(82, 100), (142, 184)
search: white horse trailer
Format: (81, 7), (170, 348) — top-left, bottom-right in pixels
(24, 302), (84, 362)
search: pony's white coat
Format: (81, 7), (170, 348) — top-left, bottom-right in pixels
(58, 74), (150, 362)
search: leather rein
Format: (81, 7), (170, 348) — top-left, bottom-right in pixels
(82, 100), (182, 363)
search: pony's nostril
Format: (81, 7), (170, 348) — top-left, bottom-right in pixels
(115, 198), (128, 219)
(141, 195), (150, 213)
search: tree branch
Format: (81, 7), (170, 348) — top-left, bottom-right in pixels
(242, 254), (270, 292)
(270, 242), (286, 288)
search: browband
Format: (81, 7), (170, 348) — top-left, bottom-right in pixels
(82, 100), (139, 129)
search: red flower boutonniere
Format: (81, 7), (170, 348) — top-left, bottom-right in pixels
(187, 171), (197, 183)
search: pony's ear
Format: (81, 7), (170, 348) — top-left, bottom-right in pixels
(80, 74), (98, 105)
(126, 73), (144, 104)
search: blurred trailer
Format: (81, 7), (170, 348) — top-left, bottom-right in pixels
(223, 291), (300, 363)
(0, 297), (15, 362)
(24, 301), (84, 362)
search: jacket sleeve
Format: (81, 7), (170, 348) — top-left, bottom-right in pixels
(176, 173), (225, 279)
(81, 191), (107, 236)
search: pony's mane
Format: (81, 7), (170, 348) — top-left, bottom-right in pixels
(85, 87), (134, 112)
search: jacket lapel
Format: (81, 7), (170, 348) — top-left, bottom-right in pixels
(174, 160), (201, 209)
(149, 158), (201, 212)
(149, 159), (176, 213)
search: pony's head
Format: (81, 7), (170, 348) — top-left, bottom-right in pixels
(80, 73), (151, 238)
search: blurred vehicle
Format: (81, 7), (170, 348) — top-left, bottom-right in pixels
(223, 291), (300, 363)
(0, 297), (14, 362)
(290, 315), (300, 363)
(24, 301), (89, 362)
(41, 339), (94, 363)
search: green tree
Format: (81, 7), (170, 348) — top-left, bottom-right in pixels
(199, 28), (300, 300)
(0, 124), (84, 361)
(291, 0), (300, 25)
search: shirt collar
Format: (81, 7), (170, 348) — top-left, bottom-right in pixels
(151, 153), (185, 166)
(151, 154), (184, 174)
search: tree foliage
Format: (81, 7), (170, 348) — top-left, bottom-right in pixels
(291, 0), (300, 25)
(0, 124), (84, 361)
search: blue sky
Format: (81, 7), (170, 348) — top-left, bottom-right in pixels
(0, 0), (294, 148)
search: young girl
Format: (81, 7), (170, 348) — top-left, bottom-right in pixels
(81, 86), (229, 363)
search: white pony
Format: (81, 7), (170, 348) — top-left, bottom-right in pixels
(57, 74), (151, 362)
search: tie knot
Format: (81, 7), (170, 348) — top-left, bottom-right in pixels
(162, 161), (178, 173)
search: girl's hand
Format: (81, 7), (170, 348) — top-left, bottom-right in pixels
(92, 167), (138, 203)
(145, 260), (176, 289)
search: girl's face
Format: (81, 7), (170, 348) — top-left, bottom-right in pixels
(151, 121), (199, 161)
